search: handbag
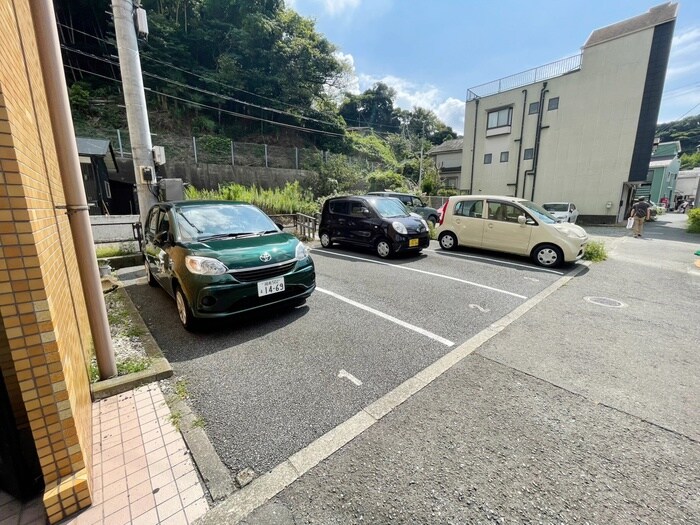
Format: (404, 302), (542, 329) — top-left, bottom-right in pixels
(626, 217), (634, 229)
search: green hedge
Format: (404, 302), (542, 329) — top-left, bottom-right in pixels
(688, 208), (700, 233)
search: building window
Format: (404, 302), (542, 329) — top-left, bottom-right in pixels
(484, 153), (492, 164)
(500, 151), (509, 163)
(523, 148), (534, 160)
(528, 102), (539, 115)
(548, 97), (559, 111)
(487, 107), (512, 129)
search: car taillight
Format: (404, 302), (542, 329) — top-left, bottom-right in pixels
(438, 202), (447, 226)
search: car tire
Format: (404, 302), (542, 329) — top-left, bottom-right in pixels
(532, 244), (564, 268)
(175, 285), (199, 331)
(144, 259), (158, 287)
(320, 231), (333, 248)
(438, 232), (457, 251)
(376, 238), (393, 259)
(427, 215), (438, 227)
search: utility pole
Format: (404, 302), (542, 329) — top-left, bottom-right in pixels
(112, 0), (157, 225)
(418, 121), (425, 191)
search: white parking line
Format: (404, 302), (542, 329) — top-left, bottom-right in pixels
(311, 250), (528, 300)
(338, 369), (363, 386)
(316, 287), (455, 347)
(422, 248), (564, 275)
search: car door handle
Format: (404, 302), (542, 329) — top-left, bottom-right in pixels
(487, 223), (494, 229)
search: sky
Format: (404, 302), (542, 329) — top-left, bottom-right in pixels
(286, 0), (700, 134)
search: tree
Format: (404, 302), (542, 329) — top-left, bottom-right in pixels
(339, 83), (400, 133)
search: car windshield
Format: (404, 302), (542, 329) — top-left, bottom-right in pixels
(520, 200), (557, 224)
(175, 204), (278, 241)
(543, 203), (568, 212)
(367, 197), (410, 218)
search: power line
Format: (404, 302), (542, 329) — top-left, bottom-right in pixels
(61, 64), (346, 137)
(61, 45), (345, 130)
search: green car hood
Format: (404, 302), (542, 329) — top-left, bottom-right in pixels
(183, 232), (299, 270)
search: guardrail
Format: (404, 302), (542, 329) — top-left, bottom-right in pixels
(269, 213), (318, 240)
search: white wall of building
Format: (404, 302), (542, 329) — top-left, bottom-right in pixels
(462, 26), (656, 219)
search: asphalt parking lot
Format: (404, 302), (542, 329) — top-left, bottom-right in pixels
(123, 240), (580, 478)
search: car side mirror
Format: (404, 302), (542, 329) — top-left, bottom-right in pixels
(155, 231), (171, 245)
(517, 215), (527, 225)
(362, 208), (371, 216)
(275, 222), (284, 231)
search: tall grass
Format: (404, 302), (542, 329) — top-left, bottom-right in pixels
(185, 181), (318, 216)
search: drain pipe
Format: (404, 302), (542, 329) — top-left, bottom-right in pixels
(468, 98), (479, 195)
(32, 1), (116, 379)
(529, 82), (548, 201)
(513, 89), (528, 197)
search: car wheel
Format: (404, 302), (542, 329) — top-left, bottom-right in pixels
(320, 231), (333, 248)
(428, 215), (438, 227)
(144, 259), (158, 287)
(376, 238), (393, 259)
(532, 244), (563, 268)
(175, 285), (199, 331)
(438, 232), (457, 251)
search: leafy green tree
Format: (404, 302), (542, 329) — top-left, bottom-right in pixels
(367, 170), (408, 192)
(340, 83), (400, 133)
(656, 114), (700, 154)
(680, 151), (700, 169)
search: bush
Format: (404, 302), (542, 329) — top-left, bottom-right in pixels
(687, 208), (700, 233)
(367, 169), (408, 192)
(583, 240), (607, 262)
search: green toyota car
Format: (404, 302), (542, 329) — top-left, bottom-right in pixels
(142, 201), (315, 330)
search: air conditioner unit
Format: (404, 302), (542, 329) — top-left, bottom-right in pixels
(134, 7), (149, 39)
(152, 146), (166, 166)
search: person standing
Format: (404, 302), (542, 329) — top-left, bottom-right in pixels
(630, 196), (651, 238)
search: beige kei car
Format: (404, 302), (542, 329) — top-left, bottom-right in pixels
(436, 195), (588, 267)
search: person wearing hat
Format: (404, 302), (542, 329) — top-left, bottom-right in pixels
(630, 196), (651, 237)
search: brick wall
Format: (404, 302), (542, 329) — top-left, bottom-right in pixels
(0, 1), (95, 523)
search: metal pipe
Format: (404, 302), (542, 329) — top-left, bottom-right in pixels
(468, 98), (479, 195)
(31, 0), (117, 378)
(530, 82), (548, 201)
(514, 89), (528, 197)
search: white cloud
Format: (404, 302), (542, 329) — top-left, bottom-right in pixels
(666, 26), (700, 79)
(358, 74), (465, 133)
(294, 0), (361, 16)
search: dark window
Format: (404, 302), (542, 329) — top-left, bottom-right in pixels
(454, 199), (483, 218)
(349, 201), (369, 217)
(484, 153), (492, 164)
(329, 200), (349, 215)
(548, 97), (559, 111)
(524, 148), (534, 160)
(528, 102), (540, 114)
(487, 107), (513, 129)
(500, 151), (509, 163)
(487, 201), (526, 223)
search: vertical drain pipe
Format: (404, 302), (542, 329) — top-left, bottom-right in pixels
(468, 98), (479, 195)
(32, 1), (117, 378)
(530, 82), (548, 202)
(514, 89), (528, 197)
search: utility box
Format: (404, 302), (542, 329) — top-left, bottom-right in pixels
(152, 145), (166, 166)
(134, 7), (149, 39)
(159, 178), (184, 201)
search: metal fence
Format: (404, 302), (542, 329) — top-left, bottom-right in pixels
(467, 54), (582, 100)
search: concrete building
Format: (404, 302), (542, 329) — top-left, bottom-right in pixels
(675, 168), (700, 203)
(426, 138), (463, 189)
(643, 141), (681, 205)
(461, 3), (677, 223)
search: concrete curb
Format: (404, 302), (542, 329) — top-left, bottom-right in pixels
(91, 286), (173, 401)
(196, 261), (592, 525)
(167, 396), (236, 503)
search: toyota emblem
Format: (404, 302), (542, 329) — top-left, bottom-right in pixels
(259, 252), (272, 262)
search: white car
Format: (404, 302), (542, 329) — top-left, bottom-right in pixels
(437, 195), (588, 267)
(542, 202), (579, 223)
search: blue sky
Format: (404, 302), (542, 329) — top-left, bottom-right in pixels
(287, 0), (700, 134)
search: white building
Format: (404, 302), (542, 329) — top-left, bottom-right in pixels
(676, 169), (700, 201)
(426, 138), (463, 189)
(461, 3), (677, 223)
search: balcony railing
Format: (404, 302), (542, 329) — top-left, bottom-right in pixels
(467, 54), (582, 100)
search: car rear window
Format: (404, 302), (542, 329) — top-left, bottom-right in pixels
(543, 203), (568, 212)
(454, 200), (483, 218)
(329, 200), (350, 215)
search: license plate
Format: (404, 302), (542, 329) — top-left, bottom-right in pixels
(409, 238), (419, 247)
(258, 277), (285, 297)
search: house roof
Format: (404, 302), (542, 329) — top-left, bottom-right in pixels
(76, 137), (118, 171)
(584, 2), (678, 48)
(652, 141), (681, 158)
(427, 138), (464, 156)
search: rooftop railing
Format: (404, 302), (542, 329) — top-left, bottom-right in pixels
(467, 54), (582, 101)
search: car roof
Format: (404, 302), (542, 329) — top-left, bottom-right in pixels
(542, 201), (571, 205)
(367, 191), (411, 196)
(166, 200), (251, 207)
(449, 195), (527, 202)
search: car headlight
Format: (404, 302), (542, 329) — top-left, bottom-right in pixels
(392, 221), (408, 235)
(421, 219), (429, 230)
(295, 242), (310, 261)
(185, 255), (228, 275)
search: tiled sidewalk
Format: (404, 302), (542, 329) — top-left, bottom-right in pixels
(0, 384), (209, 525)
